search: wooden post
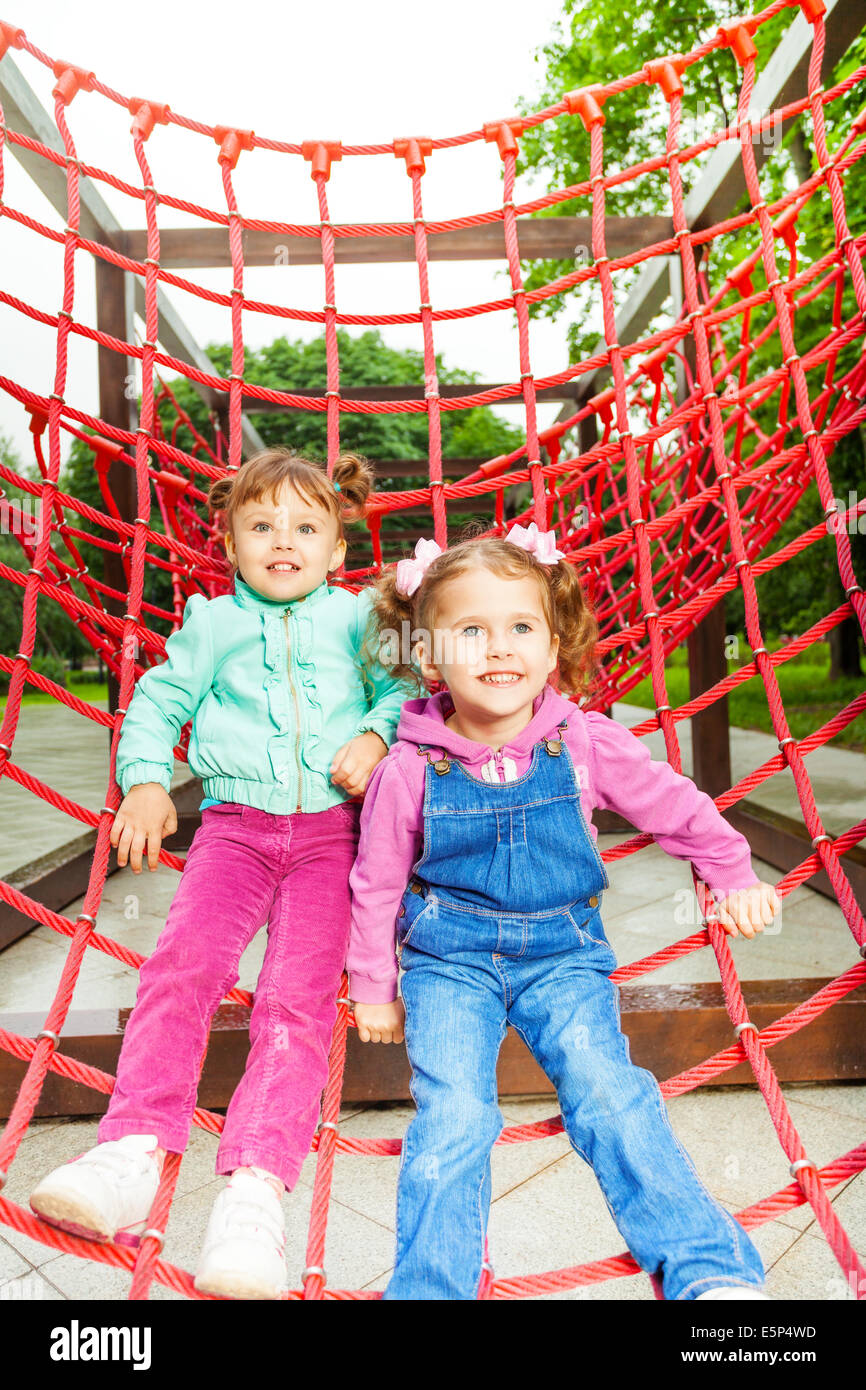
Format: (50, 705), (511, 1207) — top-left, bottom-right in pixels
(670, 254), (732, 800)
(94, 259), (137, 717)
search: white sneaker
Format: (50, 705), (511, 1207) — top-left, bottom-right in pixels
(29, 1133), (161, 1246)
(194, 1170), (288, 1300)
(696, 1285), (771, 1300)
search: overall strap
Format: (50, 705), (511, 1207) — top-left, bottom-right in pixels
(417, 715), (569, 772)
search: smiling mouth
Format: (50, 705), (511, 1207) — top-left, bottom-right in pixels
(267, 562), (300, 573)
(479, 672), (523, 685)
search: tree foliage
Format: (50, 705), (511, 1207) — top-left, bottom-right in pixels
(514, 0), (866, 663)
(53, 329), (524, 643)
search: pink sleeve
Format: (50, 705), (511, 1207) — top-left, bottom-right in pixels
(347, 752), (423, 1004)
(585, 711), (761, 898)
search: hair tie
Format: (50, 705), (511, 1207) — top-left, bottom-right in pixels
(333, 481), (341, 493)
(505, 522), (565, 564)
(395, 538), (443, 597)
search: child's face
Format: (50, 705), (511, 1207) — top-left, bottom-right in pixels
(417, 568), (559, 725)
(225, 482), (345, 602)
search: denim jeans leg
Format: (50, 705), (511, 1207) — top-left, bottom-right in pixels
(508, 948), (766, 1301)
(383, 953), (506, 1301)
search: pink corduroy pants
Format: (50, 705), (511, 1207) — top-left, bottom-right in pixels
(98, 800), (360, 1189)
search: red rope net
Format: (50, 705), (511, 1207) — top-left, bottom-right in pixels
(0, 0), (865, 1299)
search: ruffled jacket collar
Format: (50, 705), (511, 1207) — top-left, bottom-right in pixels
(232, 574), (331, 614)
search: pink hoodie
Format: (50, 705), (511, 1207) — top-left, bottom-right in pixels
(347, 683), (760, 1003)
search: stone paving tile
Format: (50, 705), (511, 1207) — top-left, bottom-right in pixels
(484, 1147), (817, 1300)
(659, 1087), (866, 1235)
(1, 1088), (861, 1301)
(0, 1267), (67, 1300)
(0, 1234), (31, 1284)
(306, 1101), (573, 1233)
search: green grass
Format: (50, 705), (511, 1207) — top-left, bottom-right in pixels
(0, 680), (108, 712)
(627, 644), (866, 752)
(4, 648), (864, 753)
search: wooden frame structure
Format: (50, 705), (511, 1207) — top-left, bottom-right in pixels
(1, 0), (864, 1110)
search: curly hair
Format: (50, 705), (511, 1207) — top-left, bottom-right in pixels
(370, 535), (603, 700)
(207, 447), (374, 566)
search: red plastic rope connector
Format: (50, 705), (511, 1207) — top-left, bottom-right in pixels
(0, 21), (25, 60)
(90, 438), (125, 471)
(640, 347), (669, 386)
(51, 60), (96, 106)
(772, 201), (802, 251)
(643, 55), (687, 102)
(717, 18), (760, 65)
(588, 386), (616, 419)
(213, 126), (255, 170)
(128, 97), (171, 142)
(728, 260), (755, 295)
(564, 86), (608, 131)
(23, 404), (47, 438)
(301, 140), (342, 182)
(394, 138), (433, 175)
(482, 119), (524, 158)
(793, 0), (826, 22)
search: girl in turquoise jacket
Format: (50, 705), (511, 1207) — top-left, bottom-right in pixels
(30, 448), (411, 1301)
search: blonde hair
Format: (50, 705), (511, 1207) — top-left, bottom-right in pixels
(371, 535), (602, 699)
(208, 448), (374, 565)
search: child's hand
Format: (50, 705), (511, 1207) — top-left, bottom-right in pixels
(714, 882), (781, 939)
(353, 999), (406, 1044)
(330, 730), (388, 797)
(110, 783), (178, 873)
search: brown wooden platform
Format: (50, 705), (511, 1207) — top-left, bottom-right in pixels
(2, 976), (863, 1119)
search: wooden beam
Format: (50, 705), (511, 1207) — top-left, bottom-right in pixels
(0, 55), (265, 460)
(0, 831), (103, 954)
(0, 780), (204, 955)
(95, 257), (137, 717)
(117, 217), (675, 269)
(371, 458), (489, 479)
(3, 975), (862, 1117)
(726, 798), (866, 907)
(671, 249), (733, 801)
(244, 380), (584, 411)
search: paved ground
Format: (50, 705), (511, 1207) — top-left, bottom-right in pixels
(0, 700), (862, 1300)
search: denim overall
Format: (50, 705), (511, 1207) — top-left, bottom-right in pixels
(382, 723), (765, 1301)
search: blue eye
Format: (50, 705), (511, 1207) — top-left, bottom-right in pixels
(298, 523), (315, 535)
(514, 622), (531, 634)
(253, 522), (271, 533)
(462, 625), (483, 637)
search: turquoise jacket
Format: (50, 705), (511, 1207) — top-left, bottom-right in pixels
(116, 576), (412, 815)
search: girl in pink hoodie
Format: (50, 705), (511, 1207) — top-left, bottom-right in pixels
(347, 529), (781, 1301)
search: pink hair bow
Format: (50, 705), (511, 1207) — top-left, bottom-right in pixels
(395, 538), (443, 597)
(505, 522), (565, 564)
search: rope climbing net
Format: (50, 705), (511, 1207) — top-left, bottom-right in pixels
(0, 0), (865, 1299)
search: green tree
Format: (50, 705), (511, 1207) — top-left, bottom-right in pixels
(514, 0), (865, 673)
(0, 433), (90, 688)
(60, 330), (525, 639)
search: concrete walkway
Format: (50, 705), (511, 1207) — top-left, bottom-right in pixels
(0, 699), (862, 1300)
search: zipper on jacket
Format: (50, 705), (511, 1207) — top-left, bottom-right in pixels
(494, 749), (505, 784)
(283, 611), (304, 812)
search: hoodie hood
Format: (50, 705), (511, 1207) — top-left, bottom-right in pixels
(396, 682), (579, 768)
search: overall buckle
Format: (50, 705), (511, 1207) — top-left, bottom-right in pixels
(543, 719), (569, 756)
(417, 744), (451, 775)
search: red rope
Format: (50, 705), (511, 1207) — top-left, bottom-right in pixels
(0, 1), (864, 1300)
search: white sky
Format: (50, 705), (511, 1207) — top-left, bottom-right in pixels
(0, 0), (583, 469)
